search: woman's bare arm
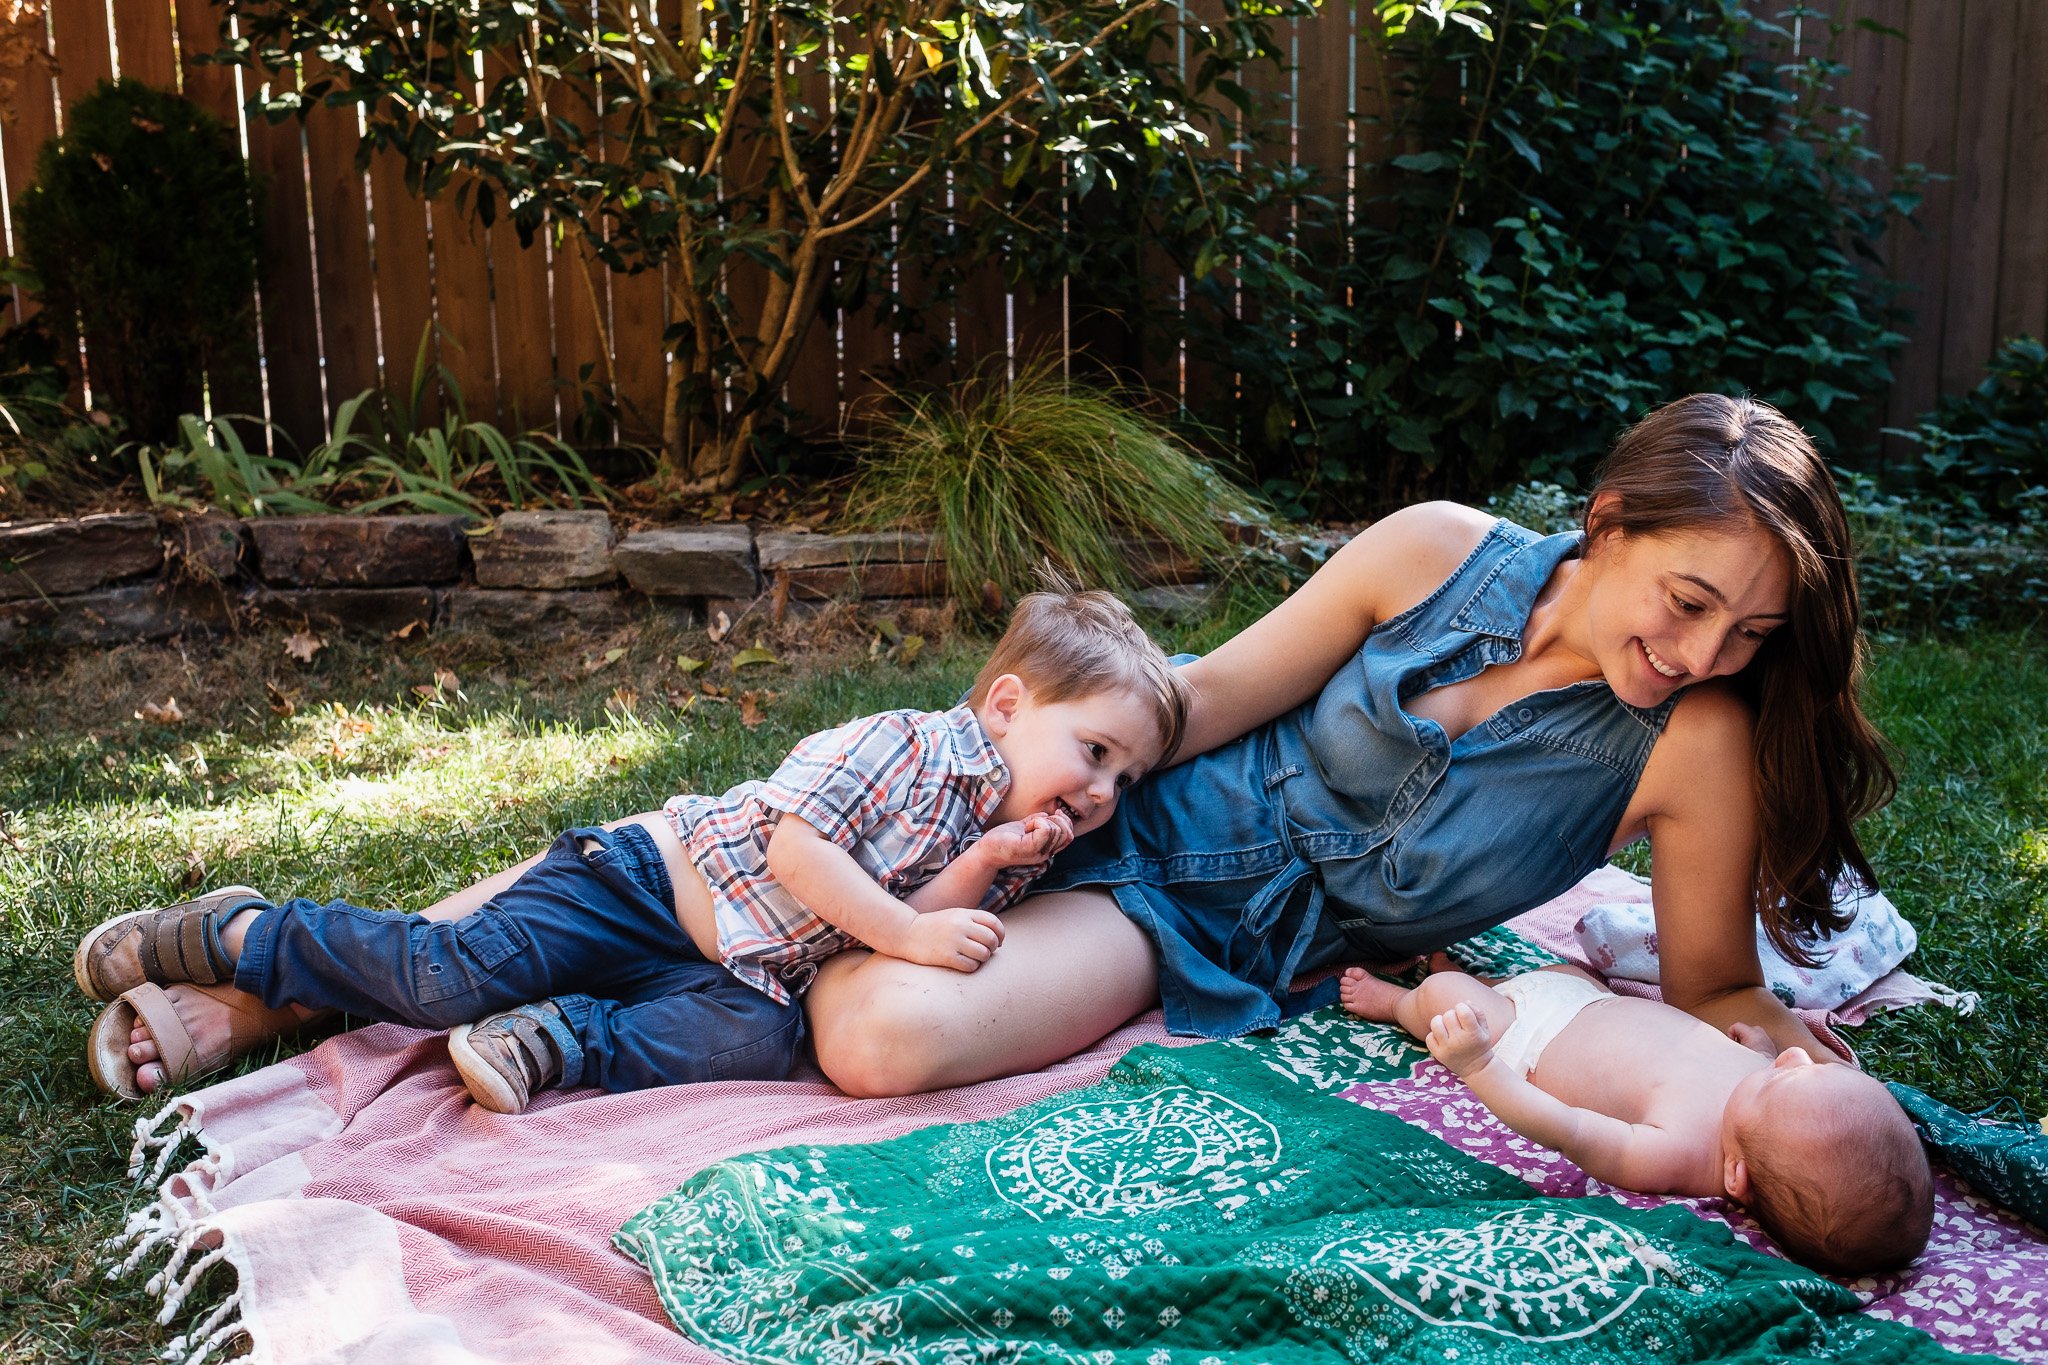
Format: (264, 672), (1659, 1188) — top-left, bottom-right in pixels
(1173, 502), (1495, 761)
(1634, 685), (1841, 1061)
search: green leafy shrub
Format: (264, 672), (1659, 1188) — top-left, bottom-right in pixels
(137, 334), (607, 518)
(1483, 470), (2046, 634)
(845, 357), (1263, 614)
(1156, 1), (1919, 513)
(1888, 336), (2048, 519)
(15, 78), (259, 443)
(1840, 473), (2046, 635)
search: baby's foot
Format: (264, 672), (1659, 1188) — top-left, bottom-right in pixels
(1339, 967), (1408, 1021)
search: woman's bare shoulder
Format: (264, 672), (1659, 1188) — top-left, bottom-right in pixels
(1639, 681), (1758, 811)
(1346, 501), (1500, 613)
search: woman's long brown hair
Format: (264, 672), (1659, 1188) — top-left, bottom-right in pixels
(1585, 394), (1896, 965)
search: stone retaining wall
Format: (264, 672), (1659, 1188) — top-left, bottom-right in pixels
(0, 511), (1219, 649)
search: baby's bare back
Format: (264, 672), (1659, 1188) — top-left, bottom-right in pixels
(1529, 993), (1768, 1150)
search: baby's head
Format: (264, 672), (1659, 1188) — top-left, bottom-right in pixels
(969, 587), (1187, 837)
(1722, 1048), (1933, 1276)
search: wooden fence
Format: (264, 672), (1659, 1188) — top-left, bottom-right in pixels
(2, 1), (2043, 455)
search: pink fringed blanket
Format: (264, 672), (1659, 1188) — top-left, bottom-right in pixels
(111, 871), (2031, 1364)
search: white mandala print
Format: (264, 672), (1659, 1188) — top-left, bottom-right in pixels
(986, 1086), (1284, 1221)
(1288, 1209), (1662, 1343)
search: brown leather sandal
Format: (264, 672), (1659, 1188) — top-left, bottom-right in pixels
(72, 885), (267, 1002)
(86, 981), (306, 1102)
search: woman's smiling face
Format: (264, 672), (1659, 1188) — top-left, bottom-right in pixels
(1584, 521), (1793, 708)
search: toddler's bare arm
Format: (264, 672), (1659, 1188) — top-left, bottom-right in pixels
(766, 816), (1003, 972)
(1429, 1003), (1704, 1196)
(904, 812), (1073, 914)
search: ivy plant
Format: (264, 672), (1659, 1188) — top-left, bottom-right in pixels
(1114, 0), (1922, 512)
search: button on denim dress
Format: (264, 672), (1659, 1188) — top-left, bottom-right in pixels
(1036, 519), (1678, 1040)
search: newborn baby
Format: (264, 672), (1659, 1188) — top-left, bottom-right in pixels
(1342, 959), (1933, 1275)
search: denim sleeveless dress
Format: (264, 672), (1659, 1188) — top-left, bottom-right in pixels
(1035, 519), (1679, 1039)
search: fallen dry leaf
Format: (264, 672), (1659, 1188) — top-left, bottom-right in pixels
(135, 697), (184, 725)
(731, 644), (782, 670)
(284, 631), (325, 663)
(706, 610), (733, 645)
(739, 690), (766, 729)
(674, 654), (706, 675)
(389, 619), (427, 640)
(265, 680), (298, 718)
(411, 684), (440, 700)
(0, 812), (24, 854)
(434, 669), (459, 693)
(180, 849), (207, 890)
(608, 686), (639, 712)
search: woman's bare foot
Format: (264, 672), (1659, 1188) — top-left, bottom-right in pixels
(1339, 967), (1410, 1021)
(124, 985), (318, 1092)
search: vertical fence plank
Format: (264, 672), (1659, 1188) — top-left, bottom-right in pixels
(2, 15), (61, 324)
(173, 0), (264, 426)
(491, 225), (558, 433)
(609, 265), (666, 442)
(1885, 0), (1964, 438)
(481, 46), (557, 436)
(1994, 1), (2048, 347)
(301, 65), (380, 414)
(111, 0), (176, 89)
(365, 146), (436, 414)
(431, 203), (501, 425)
(1935, 0), (2018, 403)
(244, 91), (327, 449)
(48, 0), (113, 109)
(44, 0), (114, 406)
(552, 217), (609, 439)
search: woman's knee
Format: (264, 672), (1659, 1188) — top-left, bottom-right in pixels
(809, 984), (960, 1098)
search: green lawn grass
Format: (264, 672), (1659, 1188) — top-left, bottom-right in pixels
(0, 615), (2041, 1359)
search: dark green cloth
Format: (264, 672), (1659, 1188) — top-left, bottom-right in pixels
(620, 955), (1986, 1363)
(1891, 1082), (2048, 1232)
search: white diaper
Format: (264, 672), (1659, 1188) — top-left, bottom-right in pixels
(1491, 970), (1615, 1078)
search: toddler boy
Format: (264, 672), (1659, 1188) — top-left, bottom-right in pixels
(84, 589), (1184, 1112)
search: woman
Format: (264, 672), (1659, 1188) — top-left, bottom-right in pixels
(101, 394), (1891, 1101)
(799, 392), (1892, 1095)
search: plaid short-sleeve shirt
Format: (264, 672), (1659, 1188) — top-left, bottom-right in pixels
(663, 705), (1039, 1003)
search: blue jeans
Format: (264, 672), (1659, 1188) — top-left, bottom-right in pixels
(232, 824), (806, 1093)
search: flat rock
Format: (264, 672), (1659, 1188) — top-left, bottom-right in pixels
(755, 530), (936, 571)
(245, 586), (438, 632)
(441, 588), (638, 636)
(1130, 582), (1219, 621)
(774, 560), (949, 602)
(0, 514), (162, 601)
(472, 510), (617, 589)
(248, 515), (466, 587)
(163, 511), (245, 583)
(1118, 536), (1205, 586)
(0, 583), (232, 648)
(614, 526), (759, 598)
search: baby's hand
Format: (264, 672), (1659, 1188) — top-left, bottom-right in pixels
(896, 906), (1005, 973)
(1425, 1002), (1496, 1079)
(973, 811), (1075, 869)
(1726, 1021), (1777, 1058)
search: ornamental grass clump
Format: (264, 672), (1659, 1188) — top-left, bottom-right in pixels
(847, 359), (1258, 615)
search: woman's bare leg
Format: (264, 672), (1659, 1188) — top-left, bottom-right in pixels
(805, 888), (1158, 1097)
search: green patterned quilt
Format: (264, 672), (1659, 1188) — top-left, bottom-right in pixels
(617, 932), (1985, 1364)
